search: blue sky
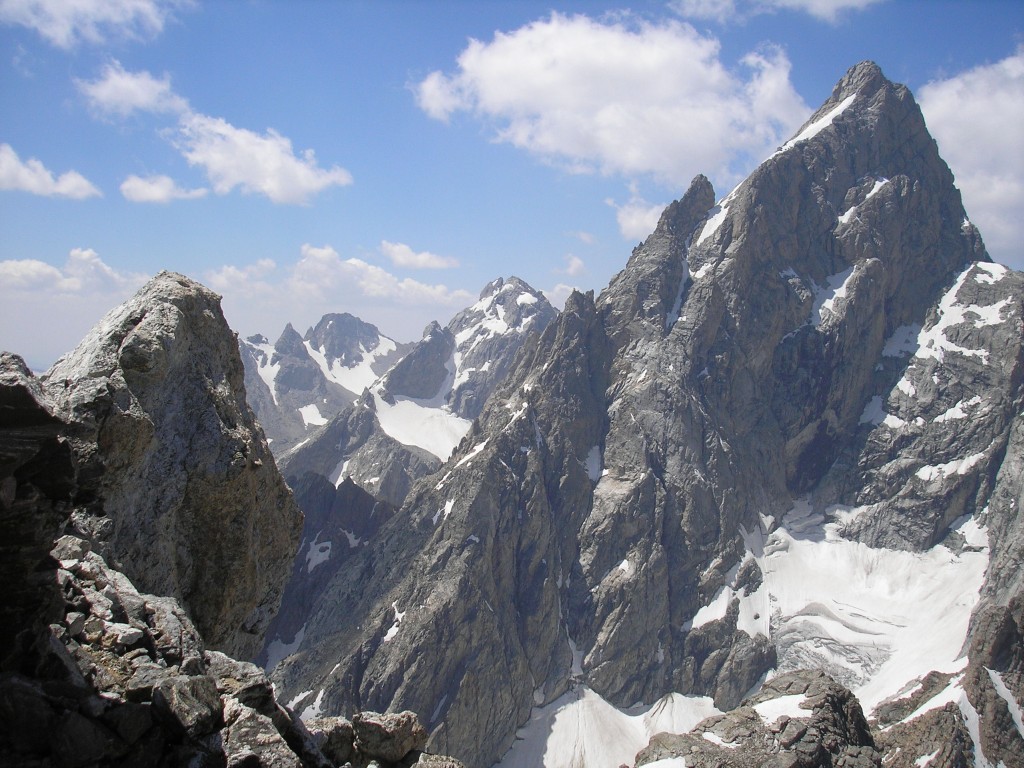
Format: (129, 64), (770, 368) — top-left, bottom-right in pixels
(1, 0), (1022, 370)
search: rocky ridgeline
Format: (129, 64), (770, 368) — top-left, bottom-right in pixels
(264, 62), (1024, 767)
(0, 273), (462, 766)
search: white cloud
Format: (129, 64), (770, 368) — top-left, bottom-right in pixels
(77, 63), (352, 205)
(607, 187), (667, 241)
(919, 47), (1024, 271)
(205, 245), (474, 345)
(175, 113), (352, 205)
(380, 240), (459, 269)
(560, 254), (586, 277)
(670, 0), (737, 23)
(0, 0), (191, 49)
(0, 248), (148, 368)
(762, 0), (885, 23)
(568, 230), (596, 245)
(415, 12), (809, 186)
(542, 283), (578, 310)
(670, 0), (884, 24)
(0, 143), (101, 198)
(78, 60), (189, 118)
(120, 173), (206, 202)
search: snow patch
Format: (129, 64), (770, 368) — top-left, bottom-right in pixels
(764, 501), (989, 716)
(299, 403), (327, 427)
(774, 94), (856, 157)
(264, 624), (306, 673)
(859, 395), (885, 426)
(915, 749), (940, 767)
(987, 668), (1024, 739)
(495, 686), (720, 768)
(372, 390), (471, 461)
(974, 262), (1008, 284)
(304, 336), (398, 396)
(584, 446), (603, 482)
(915, 452), (986, 483)
(382, 602), (406, 643)
(883, 324), (922, 357)
(810, 266), (856, 326)
(753, 694), (807, 724)
(305, 535), (332, 573)
(299, 689), (325, 722)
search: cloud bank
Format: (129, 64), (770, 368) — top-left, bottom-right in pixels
(0, 143), (101, 198)
(78, 61), (352, 205)
(0, 0), (191, 48)
(919, 47), (1024, 270)
(415, 13), (809, 188)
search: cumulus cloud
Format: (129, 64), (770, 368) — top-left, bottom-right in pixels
(204, 244), (474, 344)
(414, 13), (808, 186)
(0, 248), (147, 368)
(560, 254), (586, 277)
(175, 114), (352, 204)
(0, 143), (101, 198)
(606, 187), (667, 241)
(380, 240), (458, 269)
(542, 283), (578, 310)
(120, 173), (206, 202)
(670, 0), (884, 24)
(919, 47), (1024, 270)
(77, 63), (352, 204)
(0, 0), (191, 49)
(78, 60), (189, 118)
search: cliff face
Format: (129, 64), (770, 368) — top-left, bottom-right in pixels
(42, 271), (303, 660)
(266, 62), (1024, 767)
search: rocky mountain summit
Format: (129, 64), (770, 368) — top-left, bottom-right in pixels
(240, 313), (411, 455)
(0, 276), (461, 767)
(265, 62), (1024, 768)
(276, 276), (556, 506)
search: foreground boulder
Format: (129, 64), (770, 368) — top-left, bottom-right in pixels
(42, 271), (303, 660)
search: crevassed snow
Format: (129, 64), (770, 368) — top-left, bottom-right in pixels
(264, 623), (306, 673)
(372, 391), (471, 461)
(774, 94), (856, 157)
(810, 266), (856, 326)
(763, 501), (988, 715)
(304, 337), (398, 396)
(494, 686), (720, 768)
(299, 403), (328, 427)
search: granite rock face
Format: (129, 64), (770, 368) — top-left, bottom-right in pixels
(266, 62), (1024, 767)
(42, 271), (303, 660)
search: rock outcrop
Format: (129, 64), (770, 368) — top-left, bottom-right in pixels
(266, 62), (1024, 768)
(41, 272), (303, 660)
(1, 305), (461, 767)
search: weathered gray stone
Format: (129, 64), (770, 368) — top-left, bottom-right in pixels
(352, 710), (428, 763)
(43, 272), (302, 660)
(151, 674), (223, 738)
